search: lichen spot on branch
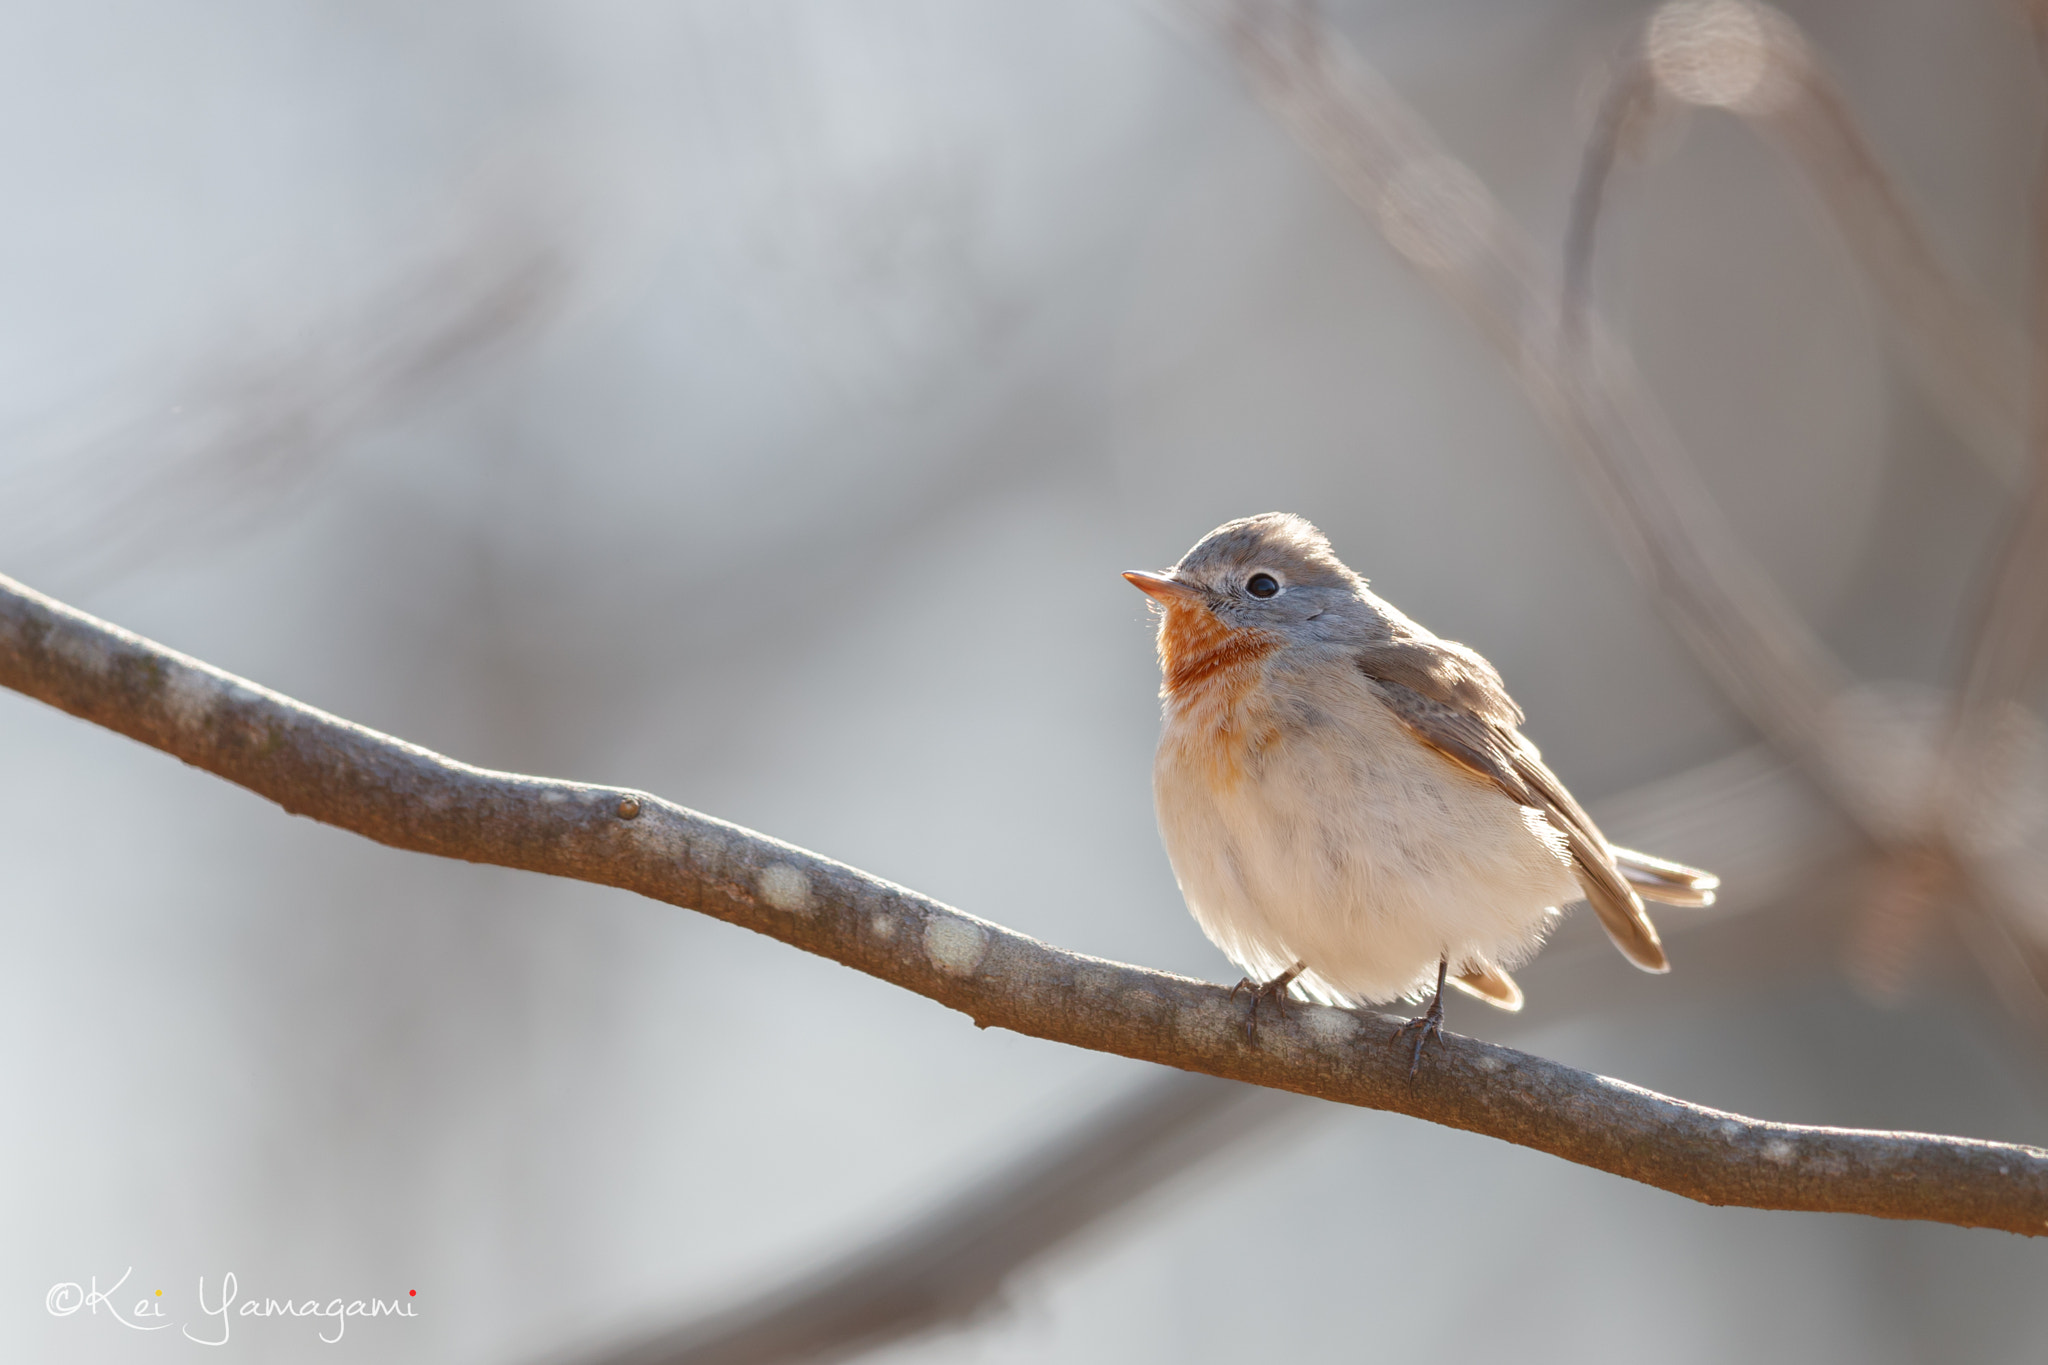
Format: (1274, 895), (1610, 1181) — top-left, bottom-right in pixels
(758, 862), (813, 915)
(924, 917), (990, 977)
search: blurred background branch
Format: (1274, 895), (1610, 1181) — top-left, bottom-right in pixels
(1560, 1), (2048, 1019)
(561, 1074), (1303, 1365)
(0, 204), (568, 597)
(1570, 2), (2027, 487)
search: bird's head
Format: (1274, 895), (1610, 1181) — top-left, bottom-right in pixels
(1124, 512), (1366, 698)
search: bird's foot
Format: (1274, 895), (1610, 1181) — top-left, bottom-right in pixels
(1390, 995), (1447, 1079)
(1390, 958), (1451, 1079)
(1228, 966), (1303, 1041)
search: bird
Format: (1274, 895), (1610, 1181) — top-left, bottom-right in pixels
(1125, 512), (1717, 1073)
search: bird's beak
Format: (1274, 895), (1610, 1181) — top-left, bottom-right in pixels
(1123, 570), (1202, 604)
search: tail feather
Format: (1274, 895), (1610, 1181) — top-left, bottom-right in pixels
(1451, 962), (1525, 1012)
(1612, 846), (1720, 908)
(1575, 858), (1670, 973)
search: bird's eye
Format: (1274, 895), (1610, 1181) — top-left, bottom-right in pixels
(1246, 573), (1280, 598)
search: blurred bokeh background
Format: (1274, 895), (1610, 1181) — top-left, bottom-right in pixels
(7, 0), (2048, 1360)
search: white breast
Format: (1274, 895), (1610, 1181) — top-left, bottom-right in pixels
(1154, 658), (1579, 1005)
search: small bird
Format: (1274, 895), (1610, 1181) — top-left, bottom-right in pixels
(1126, 513), (1717, 1072)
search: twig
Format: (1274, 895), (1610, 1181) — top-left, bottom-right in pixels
(558, 1074), (1299, 1365)
(1757, 32), (2028, 486)
(1569, 5), (2026, 487)
(1958, 8), (2048, 728)
(1918, 4), (2048, 1017)
(0, 218), (566, 593)
(4, 574), (2047, 1233)
(1561, 50), (1654, 355)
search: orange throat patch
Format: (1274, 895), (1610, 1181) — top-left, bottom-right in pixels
(1155, 603), (1283, 785)
(1157, 602), (1282, 700)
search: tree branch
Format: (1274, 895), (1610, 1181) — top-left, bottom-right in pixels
(4, 575), (2046, 1234)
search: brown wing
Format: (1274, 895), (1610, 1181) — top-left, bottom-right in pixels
(1360, 645), (1670, 974)
(1353, 637), (1525, 728)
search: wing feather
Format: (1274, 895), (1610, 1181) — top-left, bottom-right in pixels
(1354, 638), (1524, 728)
(1360, 645), (1672, 974)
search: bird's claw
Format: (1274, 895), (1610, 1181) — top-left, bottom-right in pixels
(1390, 998), (1446, 1079)
(1229, 972), (1298, 1041)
